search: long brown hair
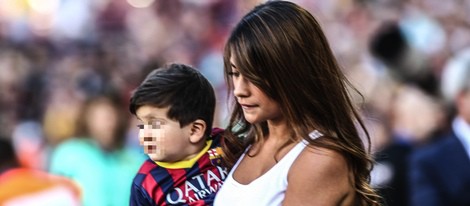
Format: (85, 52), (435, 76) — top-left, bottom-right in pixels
(221, 1), (381, 205)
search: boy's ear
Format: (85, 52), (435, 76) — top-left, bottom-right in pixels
(189, 119), (206, 143)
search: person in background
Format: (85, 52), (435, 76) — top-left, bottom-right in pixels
(128, 63), (226, 205)
(49, 90), (145, 206)
(0, 137), (81, 206)
(213, 1), (381, 205)
(409, 48), (470, 206)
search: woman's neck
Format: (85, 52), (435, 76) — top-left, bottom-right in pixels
(266, 118), (291, 142)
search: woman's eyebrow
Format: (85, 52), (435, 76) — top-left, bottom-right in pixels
(230, 63), (237, 69)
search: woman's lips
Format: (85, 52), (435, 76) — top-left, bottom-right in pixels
(240, 104), (257, 111)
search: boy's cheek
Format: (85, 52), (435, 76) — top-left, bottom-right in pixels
(138, 129), (145, 145)
(152, 127), (164, 139)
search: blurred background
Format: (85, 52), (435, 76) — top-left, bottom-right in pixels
(0, 0), (469, 205)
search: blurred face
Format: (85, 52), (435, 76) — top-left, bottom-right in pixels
(229, 56), (282, 124)
(392, 87), (443, 142)
(86, 101), (118, 149)
(136, 105), (192, 162)
(457, 90), (470, 124)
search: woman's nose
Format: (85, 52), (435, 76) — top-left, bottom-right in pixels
(233, 76), (250, 98)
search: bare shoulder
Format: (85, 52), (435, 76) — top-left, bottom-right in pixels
(292, 145), (349, 178)
(283, 144), (355, 206)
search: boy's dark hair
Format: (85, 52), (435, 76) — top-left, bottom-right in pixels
(129, 63), (216, 136)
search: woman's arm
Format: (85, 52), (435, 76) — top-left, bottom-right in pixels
(283, 146), (354, 206)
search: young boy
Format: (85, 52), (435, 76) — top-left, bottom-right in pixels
(129, 63), (226, 206)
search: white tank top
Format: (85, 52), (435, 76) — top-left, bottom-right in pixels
(213, 139), (309, 206)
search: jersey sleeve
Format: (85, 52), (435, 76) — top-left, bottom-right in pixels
(130, 182), (156, 206)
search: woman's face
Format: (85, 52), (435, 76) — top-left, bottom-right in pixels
(86, 100), (118, 149)
(229, 56), (282, 124)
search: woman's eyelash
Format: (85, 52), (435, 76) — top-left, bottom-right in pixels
(137, 124), (144, 129)
(228, 71), (240, 77)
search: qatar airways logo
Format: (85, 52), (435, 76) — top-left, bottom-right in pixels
(166, 166), (227, 204)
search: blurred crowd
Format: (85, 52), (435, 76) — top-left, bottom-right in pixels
(0, 0), (469, 205)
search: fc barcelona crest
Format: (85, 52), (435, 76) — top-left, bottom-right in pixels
(208, 147), (223, 166)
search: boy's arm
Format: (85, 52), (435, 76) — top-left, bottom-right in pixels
(130, 182), (155, 206)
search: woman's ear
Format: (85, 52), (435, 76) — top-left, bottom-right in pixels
(189, 119), (206, 143)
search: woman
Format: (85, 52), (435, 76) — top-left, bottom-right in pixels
(49, 91), (145, 206)
(214, 1), (381, 205)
